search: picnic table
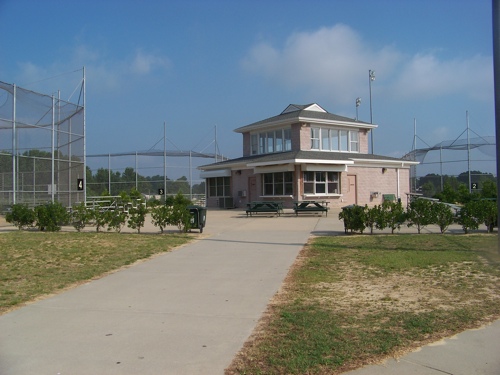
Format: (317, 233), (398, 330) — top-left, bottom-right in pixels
(293, 201), (329, 216)
(246, 201), (283, 217)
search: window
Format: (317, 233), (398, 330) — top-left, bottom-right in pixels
(310, 127), (359, 152)
(275, 130), (283, 152)
(303, 172), (340, 195)
(340, 130), (348, 151)
(267, 131), (275, 153)
(284, 128), (292, 151)
(251, 128), (292, 155)
(262, 172), (293, 196)
(311, 128), (320, 149)
(208, 177), (230, 197)
(350, 131), (359, 152)
(251, 134), (258, 155)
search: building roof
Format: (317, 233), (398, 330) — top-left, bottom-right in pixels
(199, 150), (417, 170)
(234, 103), (376, 133)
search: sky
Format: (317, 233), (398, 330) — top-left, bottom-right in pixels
(0, 0), (495, 179)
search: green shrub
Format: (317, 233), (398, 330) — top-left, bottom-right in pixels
(127, 200), (148, 233)
(433, 203), (455, 234)
(457, 202), (480, 234)
(364, 205), (381, 234)
(338, 205), (366, 234)
(108, 209), (128, 232)
(71, 202), (89, 232)
(166, 192), (192, 233)
(382, 201), (406, 234)
(34, 201), (68, 231)
(5, 204), (35, 230)
(406, 198), (435, 234)
(151, 205), (172, 233)
(89, 208), (111, 232)
(473, 200), (497, 233)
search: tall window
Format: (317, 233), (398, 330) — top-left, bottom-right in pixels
(303, 172), (340, 195)
(311, 127), (359, 153)
(251, 128), (292, 155)
(311, 128), (320, 149)
(251, 134), (258, 155)
(208, 177), (230, 197)
(262, 172), (293, 196)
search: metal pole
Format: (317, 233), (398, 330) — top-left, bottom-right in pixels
(135, 151), (138, 191)
(12, 84), (16, 204)
(369, 70), (375, 154)
(163, 121), (167, 199)
(189, 150), (192, 201)
(51, 95), (55, 202)
(83, 66), (87, 203)
(413, 118), (417, 192)
(492, 0), (500, 254)
(215, 125), (218, 163)
(108, 153), (111, 194)
(467, 111), (471, 193)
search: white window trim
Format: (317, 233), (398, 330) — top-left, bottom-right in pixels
(251, 127), (292, 155)
(311, 126), (360, 153)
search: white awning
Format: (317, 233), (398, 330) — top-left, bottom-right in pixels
(302, 164), (347, 172)
(253, 164), (295, 174)
(199, 169), (232, 178)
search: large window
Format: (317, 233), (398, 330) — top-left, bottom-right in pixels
(303, 172), (340, 195)
(311, 127), (359, 152)
(262, 172), (293, 196)
(208, 177), (230, 197)
(251, 128), (292, 155)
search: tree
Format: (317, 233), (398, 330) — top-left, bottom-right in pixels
(481, 180), (497, 199)
(406, 198), (435, 234)
(34, 201), (68, 232)
(433, 203), (454, 234)
(5, 204), (35, 230)
(127, 199), (148, 233)
(71, 202), (89, 232)
(151, 205), (172, 233)
(457, 202), (480, 234)
(382, 201), (406, 234)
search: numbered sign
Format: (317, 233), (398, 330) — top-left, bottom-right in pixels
(77, 178), (84, 191)
(158, 188), (165, 195)
(471, 182), (478, 190)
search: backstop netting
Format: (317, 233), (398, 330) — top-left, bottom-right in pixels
(0, 81), (85, 209)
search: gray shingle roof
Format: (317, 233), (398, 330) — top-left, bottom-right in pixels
(234, 105), (373, 133)
(199, 150), (408, 170)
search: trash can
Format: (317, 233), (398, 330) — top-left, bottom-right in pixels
(187, 205), (207, 233)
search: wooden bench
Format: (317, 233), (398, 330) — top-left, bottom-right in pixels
(246, 201), (282, 217)
(293, 201), (329, 216)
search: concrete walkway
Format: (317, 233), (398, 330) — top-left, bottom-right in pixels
(0, 210), (326, 375)
(0, 209), (499, 374)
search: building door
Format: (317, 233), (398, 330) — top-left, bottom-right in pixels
(248, 176), (257, 202)
(346, 174), (357, 205)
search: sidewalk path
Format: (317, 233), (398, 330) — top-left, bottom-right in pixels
(1, 209), (498, 374)
(0, 210), (324, 375)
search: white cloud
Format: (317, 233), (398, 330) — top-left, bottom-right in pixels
(242, 24), (492, 106)
(15, 45), (172, 97)
(391, 54), (492, 101)
(241, 24), (401, 106)
(130, 50), (171, 75)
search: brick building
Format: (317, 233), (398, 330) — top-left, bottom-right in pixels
(199, 103), (417, 209)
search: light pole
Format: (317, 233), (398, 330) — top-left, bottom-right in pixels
(369, 69), (375, 154)
(355, 97), (361, 121)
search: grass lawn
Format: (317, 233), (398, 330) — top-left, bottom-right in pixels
(227, 234), (500, 375)
(0, 231), (192, 314)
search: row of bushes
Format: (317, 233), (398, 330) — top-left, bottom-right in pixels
(339, 199), (497, 234)
(5, 192), (194, 234)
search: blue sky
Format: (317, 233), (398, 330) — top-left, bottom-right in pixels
(0, 0), (495, 178)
